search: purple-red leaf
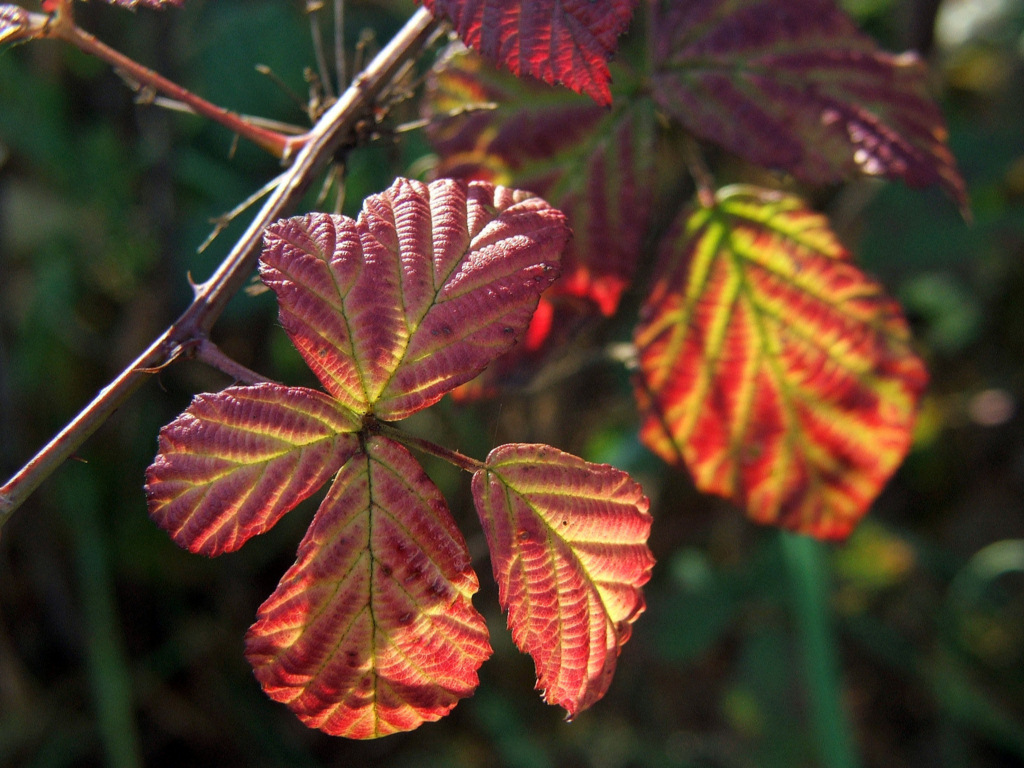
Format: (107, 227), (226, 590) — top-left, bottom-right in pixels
(260, 177), (568, 420)
(651, 0), (967, 212)
(426, 50), (661, 397)
(145, 384), (359, 556)
(245, 436), (491, 739)
(472, 444), (654, 717)
(633, 187), (928, 539)
(421, 0), (637, 105)
(0, 5), (28, 44)
(428, 48), (656, 318)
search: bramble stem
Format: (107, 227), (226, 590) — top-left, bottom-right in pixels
(0, 7), (441, 530)
(368, 419), (486, 474)
(55, 16), (304, 159)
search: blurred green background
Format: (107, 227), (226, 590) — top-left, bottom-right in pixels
(1, 0), (1023, 766)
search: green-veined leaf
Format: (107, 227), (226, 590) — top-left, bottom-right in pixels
(259, 177), (568, 420)
(145, 384), (360, 556)
(246, 435), (491, 738)
(633, 187), (928, 539)
(472, 443), (654, 717)
(651, 0), (968, 213)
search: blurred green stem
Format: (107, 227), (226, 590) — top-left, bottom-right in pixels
(59, 472), (141, 768)
(781, 531), (862, 768)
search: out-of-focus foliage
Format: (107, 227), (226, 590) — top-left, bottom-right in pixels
(1, 1), (1023, 766)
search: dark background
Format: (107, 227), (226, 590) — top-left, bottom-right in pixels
(1, 0), (1023, 766)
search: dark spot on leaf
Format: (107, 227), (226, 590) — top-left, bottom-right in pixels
(380, 563), (393, 577)
(398, 612), (413, 625)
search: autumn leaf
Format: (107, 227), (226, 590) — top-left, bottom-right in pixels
(426, 50), (661, 396)
(421, 0), (638, 105)
(429, 48), (657, 318)
(633, 187), (927, 539)
(246, 436), (491, 739)
(651, 0), (968, 213)
(472, 443), (654, 716)
(259, 177), (568, 420)
(145, 384), (360, 556)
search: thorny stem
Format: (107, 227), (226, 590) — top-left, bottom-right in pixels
(368, 419), (486, 474)
(15, 7), (305, 158)
(0, 7), (442, 529)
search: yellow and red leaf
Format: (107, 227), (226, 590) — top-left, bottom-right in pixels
(246, 435), (491, 739)
(260, 178), (568, 420)
(472, 443), (654, 717)
(145, 384), (360, 556)
(634, 187), (928, 539)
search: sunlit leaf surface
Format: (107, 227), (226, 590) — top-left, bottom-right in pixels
(246, 436), (491, 739)
(651, 0), (968, 212)
(0, 5), (28, 44)
(145, 384), (360, 556)
(634, 187), (927, 539)
(260, 178), (568, 420)
(472, 443), (654, 716)
(421, 0), (638, 105)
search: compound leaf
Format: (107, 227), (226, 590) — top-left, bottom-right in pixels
(651, 0), (967, 212)
(633, 187), (928, 539)
(421, 0), (638, 105)
(246, 435), (491, 739)
(145, 383), (360, 556)
(260, 178), (567, 421)
(472, 443), (654, 717)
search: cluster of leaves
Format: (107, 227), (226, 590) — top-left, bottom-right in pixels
(7, 0), (966, 743)
(145, 178), (654, 737)
(424, 0), (964, 539)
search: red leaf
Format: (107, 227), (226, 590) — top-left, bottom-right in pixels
(472, 443), (654, 717)
(260, 178), (568, 420)
(246, 436), (491, 739)
(0, 5), (28, 44)
(651, 0), (968, 212)
(633, 187), (928, 539)
(421, 0), (638, 105)
(426, 50), (661, 395)
(145, 384), (360, 556)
